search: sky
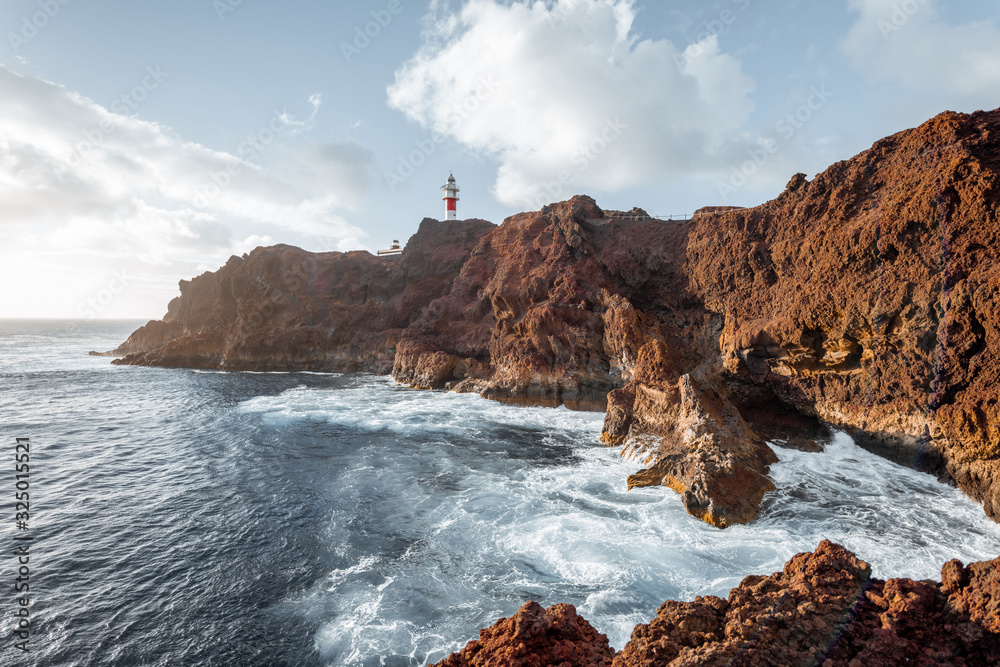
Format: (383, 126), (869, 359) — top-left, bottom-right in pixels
(0, 0), (998, 319)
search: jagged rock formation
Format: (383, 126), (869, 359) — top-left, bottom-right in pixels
(107, 107), (1000, 529)
(433, 542), (1000, 666)
(598, 108), (1000, 526)
(392, 196), (708, 411)
(433, 601), (615, 667)
(686, 109), (1000, 520)
(614, 541), (1000, 666)
(609, 356), (779, 528)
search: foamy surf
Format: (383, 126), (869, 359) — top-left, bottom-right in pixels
(241, 378), (1000, 660)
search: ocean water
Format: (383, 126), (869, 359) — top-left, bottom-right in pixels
(3, 319), (1000, 666)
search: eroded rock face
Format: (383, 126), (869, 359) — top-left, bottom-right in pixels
(607, 343), (778, 528)
(384, 198), (782, 521)
(392, 196), (705, 411)
(107, 219), (495, 371)
(432, 601), (615, 667)
(685, 109), (1000, 519)
(598, 108), (1000, 525)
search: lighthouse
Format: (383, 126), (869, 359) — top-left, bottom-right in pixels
(441, 173), (460, 221)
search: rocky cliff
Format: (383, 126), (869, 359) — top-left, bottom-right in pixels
(685, 109), (1000, 521)
(433, 541), (1000, 666)
(106, 219), (495, 371)
(392, 196), (711, 412)
(108, 107), (1000, 530)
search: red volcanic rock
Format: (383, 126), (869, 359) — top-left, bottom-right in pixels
(597, 107), (1000, 526)
(107, 219), (494, 371)
(390, 199), (776, 524)
(612, 345), (777, 528)
(432, 601), (615, 667)
(438, 544), (1000, 666)
(685, 108), (1000, 519)
(942, 557), (1000, 634)
(613, 541), (1000, 666)
(393, 195), (706, 411)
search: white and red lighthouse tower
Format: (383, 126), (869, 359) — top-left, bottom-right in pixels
(441, 173), (460, 221)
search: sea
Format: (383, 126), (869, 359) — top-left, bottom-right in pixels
(3, 319), (1000, 666)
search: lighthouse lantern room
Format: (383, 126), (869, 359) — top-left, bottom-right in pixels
(441, 173), (460, 221)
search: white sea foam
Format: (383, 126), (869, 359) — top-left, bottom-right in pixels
(239, 376), (606, 438)
(242, 378), (1000, 660)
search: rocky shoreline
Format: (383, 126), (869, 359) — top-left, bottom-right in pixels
(432, 541), (1000, 666)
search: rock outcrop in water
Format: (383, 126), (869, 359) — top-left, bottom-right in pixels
(607, 350), (779, 528)
(108, 107), (1000, 530)
(432, 542), (1000, 666)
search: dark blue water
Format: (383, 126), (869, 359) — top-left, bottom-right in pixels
(2, 320), (999, 666)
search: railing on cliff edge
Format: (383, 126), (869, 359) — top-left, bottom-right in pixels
(603, 207), (747, 222)
(603, 212), (708, 222)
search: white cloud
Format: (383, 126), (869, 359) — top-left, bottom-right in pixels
(0, 66), (374, 317)
(843, 0), (1000, 105)
(387, 0), (756, 208)
(233, 234), (278, 257)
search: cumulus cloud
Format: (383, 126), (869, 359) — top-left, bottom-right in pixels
(842, 0), (1000, 105)
(0, 65), (373, 316)
(387, 0), (756, 208)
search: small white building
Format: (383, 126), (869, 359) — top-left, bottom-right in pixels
(377, 239), (403, 257)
